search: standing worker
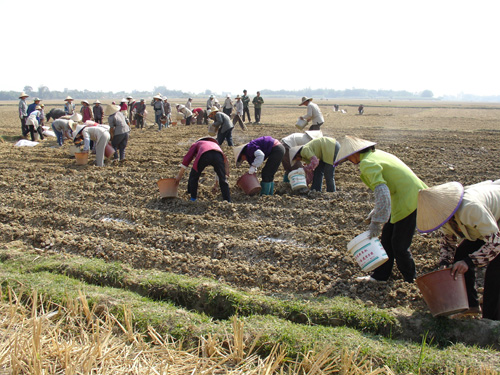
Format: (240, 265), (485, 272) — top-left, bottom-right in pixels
(252, 91), (264, 124)
(64, 96), (75, 115)
(234, 136), (285, 195)
(80, 100), (94, 122)
(152, 95), (165, 131)
(299, 97), (324, 131)
(106, 104), (131, 162)
(134, 99), (147, 129)
(93, 100), (104, 124)
(334, 135), (427, 283)
(232, 95), (247, 131)
(417, 180), (500, 320)
(175, 137), (231, 203)
(19, 92), (29, 137)
(241, 89), (251, 124)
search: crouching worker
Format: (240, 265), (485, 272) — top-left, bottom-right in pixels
(72, 122), (111, 167)
(280, 130), (322, 183)
(52, 113), (81, 146)
(175, 137), (231, 202)
(289, 136), (340, 192)
(417, 180), (500, 320)
(234, 136), (285, 196)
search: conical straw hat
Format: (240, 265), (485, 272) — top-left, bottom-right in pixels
(289, 145), (303, 166)
(334, 135), (376, 166)
(233, 144), (246, 166)
(105, 104), (120, 116)
(416, 181), (464, 233)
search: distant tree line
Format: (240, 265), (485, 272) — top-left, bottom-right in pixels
(0, 85), (447, 101)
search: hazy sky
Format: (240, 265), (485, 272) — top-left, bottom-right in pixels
(2, 0), (499, 97)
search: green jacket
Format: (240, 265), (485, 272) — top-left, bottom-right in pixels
(252, 96), (264, 108)
(300, 137), (337, 165)
(242, 95), (250, 108)
(359, 150), (427, 223)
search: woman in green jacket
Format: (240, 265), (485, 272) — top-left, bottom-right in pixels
(335, 136), (428, 283)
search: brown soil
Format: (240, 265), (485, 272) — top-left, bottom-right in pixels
(1, 100), (499, 314)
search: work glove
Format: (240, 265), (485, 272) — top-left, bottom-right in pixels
(248, 166), (257, 174)
(369, 221), (383, 239)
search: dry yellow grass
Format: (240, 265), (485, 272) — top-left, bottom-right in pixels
(0, 288), (404, 374)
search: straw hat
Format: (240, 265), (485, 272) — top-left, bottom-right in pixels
(235, 95), (241, 99)
(334, 135), (376, 166)
(35, 105), (42, 110)
(105, 104), (120, 116)
(126, 96), (133, 100)
(81, 100), (89, 105)
(233, 144), (247, 165)
(94, 100), (101, 104)
(65, 96), (73, 101)
(207, 106), (219, 118)
(19, 92), (29, 99)
(416, 182), (464, 233)
(289, 145), (303, 166)
(72, 124), (86, 140)
(104, 104), (120, 116)
(300, 97), (312, 106)
(153, 95), (162, 100)
(305, 130), (322, 139)
(70, 113), (83, 122)
(33, 97), (40, 102)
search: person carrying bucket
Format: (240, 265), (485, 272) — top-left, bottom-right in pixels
(289, 136), (340, 193)
(174, 137), (231, 202)
(334, 135), (427, 283)
(72, 121), (111, 167)
(299, 97), (324, 131)
(280, 130), (323, 183)
(417, 180), (500, 320)
(234, 136), (285, 196)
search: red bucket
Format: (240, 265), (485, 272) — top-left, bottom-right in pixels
(105, 143), (115, 158)
(237, 173), (261, 196)
(157, 178), (179, 198)
(416, 268), (469, 317)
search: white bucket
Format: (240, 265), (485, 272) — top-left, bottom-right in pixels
(347, 231), (388, 272)
(295, 117), (307, 130)
(289, 168), (307, 190)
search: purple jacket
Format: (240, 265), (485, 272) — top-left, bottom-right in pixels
(244, 136), (276, 165)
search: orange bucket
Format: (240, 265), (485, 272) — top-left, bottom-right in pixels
(104, 143), (115, 158)
(157, 178), (178, 198)
(416, 268), (469, 317)
(74, 152), (89, 165)
(237, 173), (261, 196)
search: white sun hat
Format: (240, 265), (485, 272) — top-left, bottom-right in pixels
(105, 104), (120, 116)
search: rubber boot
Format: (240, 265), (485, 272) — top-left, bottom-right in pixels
(260, 181), (274, 196)
(283, 173), (289, 183)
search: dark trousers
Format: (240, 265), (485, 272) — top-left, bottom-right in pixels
(217, 128), (233, 147)
(454, 239), (500, 320)
(187, 150), (231, 202)
(254, 108), (261, 123)
(21, 116), (28, 136)
(185, 116), (192, 125)
(372, 210), (417, 282)
(311, 141), (339, 192)
(28, 125), (44, 141)
(309, 122), (323, 131)
(223, 107), (232, 117)
(112, 133), (129, 160)
(243, 107), (251, 122)
(261, 144), (285, 182)
(95, 117), (103, 124)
